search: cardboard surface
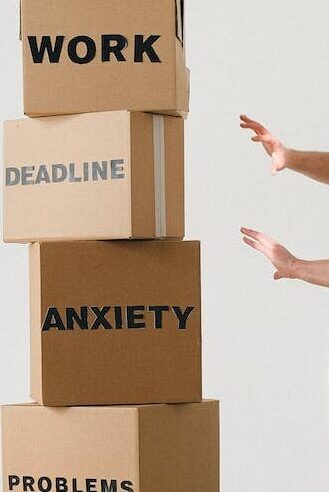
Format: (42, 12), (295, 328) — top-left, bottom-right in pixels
(21, 0), (189, 117)
(30, 240), (202, 406)
(1, 401), (219, 492)
(3, 111), (184, 242)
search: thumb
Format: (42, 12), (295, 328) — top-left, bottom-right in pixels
(274, 271), (285, 280)
(270, 160), (278, 176)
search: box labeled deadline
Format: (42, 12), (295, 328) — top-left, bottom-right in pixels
(3, 111), (184, 242)
(30, 240), (201, 406)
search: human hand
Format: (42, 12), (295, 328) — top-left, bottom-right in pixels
(241, 227), (298, 280)
(240, 115), (289, 174)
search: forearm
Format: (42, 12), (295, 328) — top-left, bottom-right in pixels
(293, 259), (329, 287)
(287, 149), (329, 184)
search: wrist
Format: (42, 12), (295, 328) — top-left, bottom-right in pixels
(290, 258), (307, 280)
(284, 148), (298, 170)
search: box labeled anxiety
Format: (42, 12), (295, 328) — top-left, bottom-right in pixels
(3, 111), (184, 242)
(30, 240), (201, 406)
(2, 401), (219, 492)
(21, 0), (189, 116)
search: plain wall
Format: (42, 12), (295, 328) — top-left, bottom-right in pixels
(0, 1), (328, 491)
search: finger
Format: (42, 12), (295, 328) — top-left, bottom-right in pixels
(242, 236), (264, 252)
(251, 134), (272, 143)
(240, 114), (252, 123)
(271, 161), (278, 175)
(240, 123), (255, 129)
(240, 115), (267, 134)
(241, 227), (263, 242)
(240, 121), (265, 134)
(240, 122), (259, 131)
(240, 114), (261, 125)
(241, 228), (275, 247)
(274, 271), (285, 280)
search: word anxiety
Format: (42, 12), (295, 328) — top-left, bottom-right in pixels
(42, 305), (195, 331)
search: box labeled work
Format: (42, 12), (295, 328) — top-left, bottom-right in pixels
(2, 401), (219, 492)
(30, 240), (201, 406)
(3, 111), (184, 242)
(21, 0), (189, 117)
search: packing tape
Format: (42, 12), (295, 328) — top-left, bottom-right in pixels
(153, 115), (166, 238)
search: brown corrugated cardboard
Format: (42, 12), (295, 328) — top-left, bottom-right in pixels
(1, 401), (219, 492)
(21, 0), (189, 117)
(3, 111), (184, 242)
(30, 240), (202, 406)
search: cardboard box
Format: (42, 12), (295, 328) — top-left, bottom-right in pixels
(1, 401), (219, 492)
(21, 0), (189, 117)
(3, 111), (184, 242)
(30, 240), (202, 406)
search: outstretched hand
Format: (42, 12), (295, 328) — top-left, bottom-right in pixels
(241, 227), (298, 280)
(240, 115), (289, 174)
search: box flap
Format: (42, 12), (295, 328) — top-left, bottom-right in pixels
(175, 0), (184, 44)
(19, 0), (22, 41)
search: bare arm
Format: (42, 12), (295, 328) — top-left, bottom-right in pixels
(287, 150), (329, 185)
(241, 227), (329, 288)
(293, 259), (329, 288)
(240, 115), (329, 184)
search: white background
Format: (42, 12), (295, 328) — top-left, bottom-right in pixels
(0, 1), (329, 491)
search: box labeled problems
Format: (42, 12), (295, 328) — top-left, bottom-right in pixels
(2, 401), (219, 492)
(30, 240), (202, 406)
(21, 0), (189, 117)
(3, 111), (184, 242)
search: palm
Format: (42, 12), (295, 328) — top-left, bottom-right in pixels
(240, 115), (287, 172)
(241, 228), (297, 280)
(268, 243), (296, 275)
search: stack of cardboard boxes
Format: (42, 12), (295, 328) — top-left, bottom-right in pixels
(1, 1), (219, 491)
